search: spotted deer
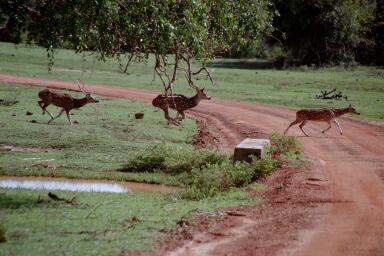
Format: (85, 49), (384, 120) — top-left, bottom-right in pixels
(152, 88), (211, 125)
(38, 81), (99, 124)
(284, 104), (360, 136)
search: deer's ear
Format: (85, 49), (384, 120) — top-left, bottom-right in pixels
(202, 88), (205, 91)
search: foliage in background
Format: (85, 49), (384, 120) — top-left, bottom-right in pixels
(373, 0), (384, 65)
(269, 0), (377, 66)
(0, 224), (6, 243)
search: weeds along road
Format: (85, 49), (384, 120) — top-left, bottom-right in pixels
(1, 74), (384, 256)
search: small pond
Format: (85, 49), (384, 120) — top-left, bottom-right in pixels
(0, 176), (179, 193)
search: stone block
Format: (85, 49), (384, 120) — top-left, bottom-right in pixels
(233, 138), (271, 163)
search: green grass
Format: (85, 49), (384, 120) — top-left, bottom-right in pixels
(0, 83), (267, 255)
(0, 42), (383, 120)
(0, 83), (197, 184)
(0, 188), (260, 256)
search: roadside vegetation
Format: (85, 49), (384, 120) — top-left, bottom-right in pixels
(121, 133), (302, 200)
(1, 42), (383, 120)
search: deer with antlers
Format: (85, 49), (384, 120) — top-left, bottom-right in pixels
(151, 52), (213, 125)
(152, 87), (211, 125)
(284, 104), (360, 136)
(38, 81), (99, 124)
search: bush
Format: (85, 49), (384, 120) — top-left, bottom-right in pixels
(270, 132), (302, 156)
(118, 144), (227, 174)
(181, 157), (280, 200)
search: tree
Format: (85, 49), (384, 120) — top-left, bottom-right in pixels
(374, 0), (384, 65)
(271, 0), (376, 66)
(0, 0), (274, 92)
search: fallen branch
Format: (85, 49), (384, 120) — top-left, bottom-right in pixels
(316, 89), (348, 100)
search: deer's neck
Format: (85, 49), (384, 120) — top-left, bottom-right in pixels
(189, 94), (202, 108)
(73, 97), (89, 109)
(332, 107), (349, 117)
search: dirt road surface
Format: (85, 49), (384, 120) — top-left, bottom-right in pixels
(1, 74), (384, 256)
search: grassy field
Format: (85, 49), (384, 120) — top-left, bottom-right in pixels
(0, 83), (265, 255)
(0, 42), (383, 120)
(0, 188), (258, 256)
(0, 83), (198, 184)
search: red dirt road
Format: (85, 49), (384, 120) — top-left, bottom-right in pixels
(1, 74), (384, 256)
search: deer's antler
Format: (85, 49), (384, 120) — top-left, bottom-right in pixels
(192, 67), (214, 85)
(180, 53), (214, 90)
(76, 80), (87, 93)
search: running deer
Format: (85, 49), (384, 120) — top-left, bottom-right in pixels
(152, 88), (211, 125)
(38, 81), (99, 124)
(284, 104), (360, 136)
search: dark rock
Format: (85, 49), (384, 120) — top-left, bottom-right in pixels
(135, 112), (144, 119)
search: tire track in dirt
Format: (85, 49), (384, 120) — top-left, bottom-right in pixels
(2, 74), (384, 256)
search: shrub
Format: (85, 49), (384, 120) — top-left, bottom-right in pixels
(118, 144), (227, 174)
(181, 157), (280, 200)
(0, 225), (6, 243)
(270, 132), (302, 156)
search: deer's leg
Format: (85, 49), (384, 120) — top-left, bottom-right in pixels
(43, 106), (54, 120)
(175, 111), (185, 121)
(284, 119), (301, 135)
(299, 121), (309, 137)
(48, 108), (64, 124)
(162, 107), (179, 126)
(180, 111), (185, 120)
(39, 102), (54, 119)
(322, 120), (332, 134)
(38, 101), (46, 113)
(65, 110), (72, 125)
(333, 119), (343, 135)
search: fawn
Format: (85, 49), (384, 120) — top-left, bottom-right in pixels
(152, 88), (211, 125)
(38, 81), (99, 124)
(284, 104), (360, 136)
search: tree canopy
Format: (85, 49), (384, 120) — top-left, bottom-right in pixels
(0, 0), (274, 92)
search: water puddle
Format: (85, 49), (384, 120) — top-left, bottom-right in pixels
(0, 176), (179, 194)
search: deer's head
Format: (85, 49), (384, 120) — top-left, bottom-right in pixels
(77, 80), (99, 103)
(347, 104), (360, 115)
(85, 92), (99, 103)
(196, 88), (211, 100)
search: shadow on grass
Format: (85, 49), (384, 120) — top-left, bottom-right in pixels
(0, 191), (66, 209)
(206, 59), (276, 70)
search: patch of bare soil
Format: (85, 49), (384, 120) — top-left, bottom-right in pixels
(190, 119), (219, 149)
(157, 161), (330, 256)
